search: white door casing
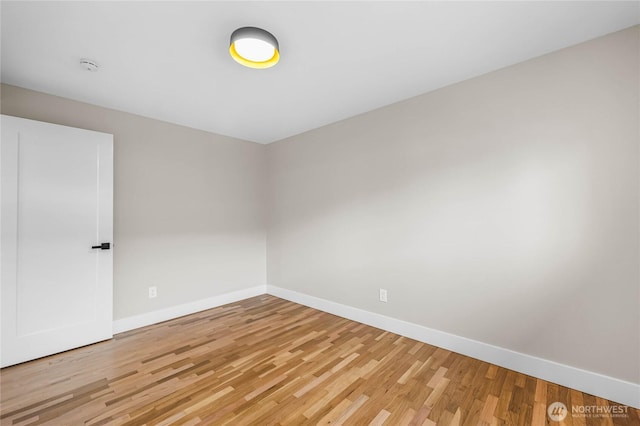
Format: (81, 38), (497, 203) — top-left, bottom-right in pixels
(1, 115), (113, 367)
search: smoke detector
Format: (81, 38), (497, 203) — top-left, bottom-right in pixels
(80, 58), (99, 72)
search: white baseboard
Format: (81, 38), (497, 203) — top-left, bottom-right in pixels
(266, 284), (640, 409)
(112, 285), (266, 334)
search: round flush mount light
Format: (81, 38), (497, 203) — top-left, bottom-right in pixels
(229, 27), (279, 69)
(80, 58), (99, 72)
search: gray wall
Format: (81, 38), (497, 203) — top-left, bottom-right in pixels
(266, 26), (639, 384)
(1, 84), (267, 320)
(2, 26), (637, 386)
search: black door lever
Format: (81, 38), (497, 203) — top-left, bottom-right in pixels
(91, 242), (111, 250)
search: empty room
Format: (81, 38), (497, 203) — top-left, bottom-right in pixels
(0, 1), (638, 425)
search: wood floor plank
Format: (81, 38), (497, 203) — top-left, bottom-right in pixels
(1, 295), (637, 425)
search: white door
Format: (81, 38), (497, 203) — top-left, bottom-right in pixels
(1, 115), (113, 367)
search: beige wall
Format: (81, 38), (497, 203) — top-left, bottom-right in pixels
(1, 84), (267, 320)
(266, 26), (639, 384)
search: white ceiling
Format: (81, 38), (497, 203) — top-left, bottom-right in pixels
(2, 1), (638, 144)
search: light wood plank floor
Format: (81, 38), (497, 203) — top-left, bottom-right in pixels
(1, 295), (638, 425)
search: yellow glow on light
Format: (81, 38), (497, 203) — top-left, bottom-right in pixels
(230, 42), (279, 69)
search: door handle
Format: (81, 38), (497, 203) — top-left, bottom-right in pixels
(91, 242), (111, 250)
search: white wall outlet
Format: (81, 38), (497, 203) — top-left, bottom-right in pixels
(148, 286), (157, 298)
(379, 288), (388, 303)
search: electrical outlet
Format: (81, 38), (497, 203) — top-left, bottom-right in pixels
(379, 288), (388, 303)
(148, 286), (157, 298)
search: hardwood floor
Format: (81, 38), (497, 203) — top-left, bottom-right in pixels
(1, 295), (637, 425)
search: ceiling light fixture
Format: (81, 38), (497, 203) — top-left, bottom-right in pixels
(229, 27), (279, 69)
